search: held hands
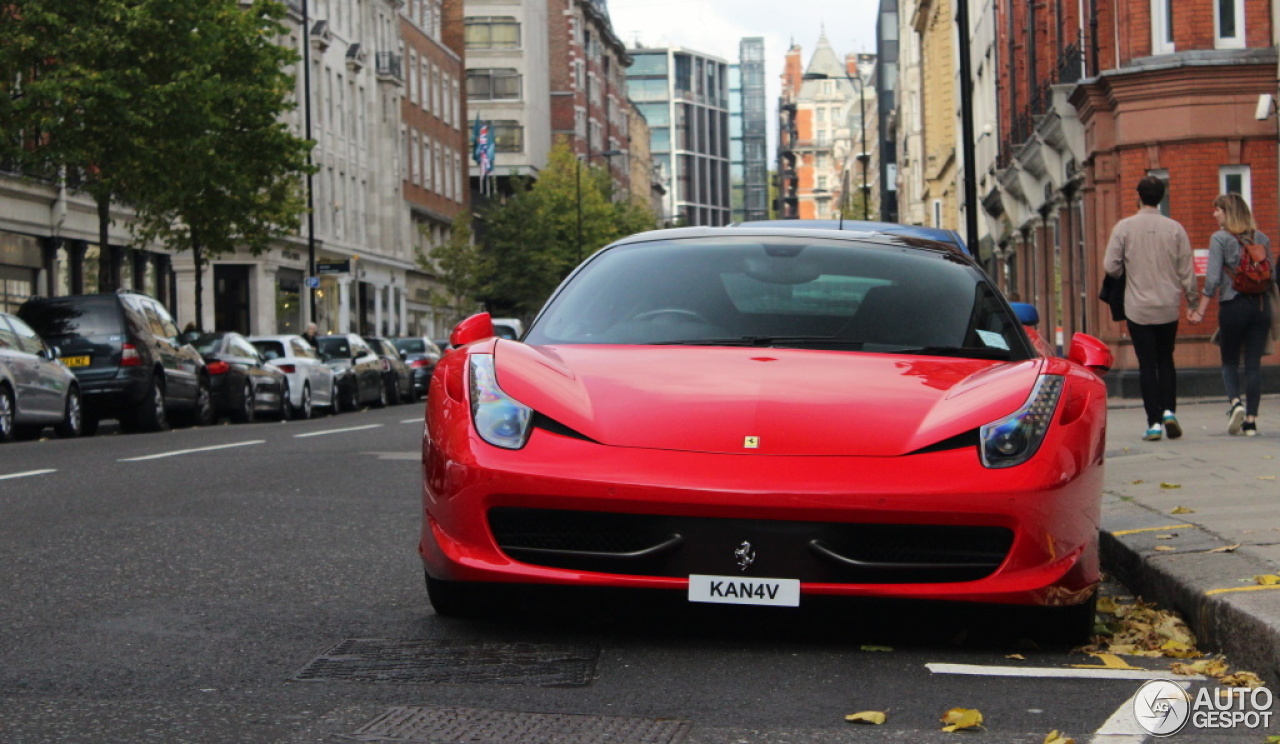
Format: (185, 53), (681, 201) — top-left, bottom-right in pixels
(1187, 308), (1204, 325)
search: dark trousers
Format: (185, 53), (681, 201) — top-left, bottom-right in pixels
(1126, 319), (1180, 427)
(1218, 294), (1272, 416)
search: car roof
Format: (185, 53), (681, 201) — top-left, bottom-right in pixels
(606, 224), (970, 260)
(725, 219), (970, 254)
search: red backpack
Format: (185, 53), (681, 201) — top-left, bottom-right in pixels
(1228, 233), (1273, 295)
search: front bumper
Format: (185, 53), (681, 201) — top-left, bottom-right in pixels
(420, 425), (1103, 609)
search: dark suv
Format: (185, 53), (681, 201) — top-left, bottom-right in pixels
(18, 290), (215, 434)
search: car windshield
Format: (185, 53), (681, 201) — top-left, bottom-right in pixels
(252, 340), (285, 360)
(18, 296), (123, 340)
(393, 339), (424, 353)
(524, 236), (1030, 360)
(191, 333), (225, 355)
(316, 337), (351, 358)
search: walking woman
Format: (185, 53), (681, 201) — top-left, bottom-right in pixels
(1188, 193), (1275, 436)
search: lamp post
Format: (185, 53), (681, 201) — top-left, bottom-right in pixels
(575, 149), (624, 264)
(802, 72), (869, 220)
(302, 0), (318, 325)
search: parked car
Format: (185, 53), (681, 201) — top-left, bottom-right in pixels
(431, 338), (453, 355)
(420, 225), (1114, 643)
(18, 290), (214, 434)
(315, 333), (386, 409)
(188, 332), (288, 422)
(0, 311), (83, 441)
(489, 317), (524, 340)
(364, 336), (415, 404)
(248, 334), (339, 419)
(391, 336), (443, 398)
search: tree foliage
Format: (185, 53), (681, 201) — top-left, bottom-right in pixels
(421, 211), (486, 325)
(476, 140), (658, 318)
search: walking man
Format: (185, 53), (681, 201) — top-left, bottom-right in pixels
(1103, 176), (1198, 440)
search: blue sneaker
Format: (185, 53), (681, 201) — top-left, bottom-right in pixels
(1143, 424), (1164, 441)
(1162, 411), (1182, 439)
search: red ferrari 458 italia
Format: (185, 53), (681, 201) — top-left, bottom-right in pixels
(420, 225), (1113, 640)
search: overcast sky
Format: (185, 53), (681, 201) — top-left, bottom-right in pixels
(607, 0), (881, 114)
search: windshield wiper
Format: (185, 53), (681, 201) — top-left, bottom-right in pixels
(885, 345), (1012, 360)
(650, 336), (866, 348)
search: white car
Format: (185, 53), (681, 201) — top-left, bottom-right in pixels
(248, 334), (338, 419)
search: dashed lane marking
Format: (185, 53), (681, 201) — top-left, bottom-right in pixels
(0, 469), (57, 481)
(927, 662), (1204, 681)
(400, 417), (424, 424)
(293, 424), (383, 438)
(119, 441), (265, 462)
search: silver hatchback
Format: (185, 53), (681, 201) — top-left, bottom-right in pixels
(0, 311), (83, 441)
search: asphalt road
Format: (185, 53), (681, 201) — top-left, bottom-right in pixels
(0, 403), (1269, 743)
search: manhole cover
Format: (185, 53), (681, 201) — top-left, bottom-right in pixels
(349, 705), (690, 743)
(291, 639), (597, 686)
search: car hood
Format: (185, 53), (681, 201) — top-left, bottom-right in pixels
(493, 342), (1046, 456)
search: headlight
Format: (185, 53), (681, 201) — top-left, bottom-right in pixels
(469, 355), (533, 449)
(980, 375), (1064, 468)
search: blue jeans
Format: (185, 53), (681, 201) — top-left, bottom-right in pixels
(1218, 293), (1273, 416)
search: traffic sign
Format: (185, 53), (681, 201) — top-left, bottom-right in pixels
(305, 276), (320, 288)
(317, 261), (350, 274)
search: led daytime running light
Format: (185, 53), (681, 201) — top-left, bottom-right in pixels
(980, 374), (1064, 468)
(469, 355), (533, 449)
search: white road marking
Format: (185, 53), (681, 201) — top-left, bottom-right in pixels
(119, 440), (265, 462)
(0, 469), (56, 481)
(293, 424), (383, 438)
(926, 662), (1202, 681)
(400, 417), (424, 424)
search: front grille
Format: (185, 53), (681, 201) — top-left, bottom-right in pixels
(488, 508), (1013, 584)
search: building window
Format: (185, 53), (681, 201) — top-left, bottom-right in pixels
(1220, 165), (1252, 206)
(933, 200), (942, 228)
(466, 69), (521, 100)
(464, 17), (519, 49)
(1215, 0), (1245, 48)
(1151, 0), (1175, 53)
(490, 120), (524, 153)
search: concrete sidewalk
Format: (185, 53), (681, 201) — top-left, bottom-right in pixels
(1101, 395), (1280, 684)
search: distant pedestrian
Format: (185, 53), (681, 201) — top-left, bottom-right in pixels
(1103, 176), (1198, 441)
(302, 322), (319, 349)
(1187, 193), (1275, 436)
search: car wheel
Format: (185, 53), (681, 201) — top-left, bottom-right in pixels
(54, 387), (83, 438)
(425, 571), (502, 618)
(0, 385), (14, 443)
(386, 376), (401, 406)
(191, 377), (216, 427)
(280, 380), (294, 421)
(124, 375), (169, 433)
(231, 380), (255, 423)
(298, 383), (312, 420)
(375, 380), (388, 408)
(328, 381), (341, 415)
(1030, 591), (1098, 647)
(343, 381), (359, 411)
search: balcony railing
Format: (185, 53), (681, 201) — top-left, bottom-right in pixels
(376, 51), (402, 82)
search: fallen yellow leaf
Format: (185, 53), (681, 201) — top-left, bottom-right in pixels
(1255, 575), (1280, 585)
(1044, 731), (1076, 744)
(1171, 506), (1195, 514)
(860, 645), (893, 652)
(844, 711), (887, 725)
(1005, 653), (1026, 660)
(940, 707), (984, 732)
(1209, 544), (1240, 553)
(1154, 546), (1176, 552)
(1097, 596), (1119, 614)
(1259, 476), (1276, 480)
(1130, 479), (1144, 485)
(1160, 482), (1182, 489)
(1220, 671), (1266, 688)
(1160, 640), (1201, 658)
(1171, 658), (1230, 677)
(1156, 534), (1175, 540)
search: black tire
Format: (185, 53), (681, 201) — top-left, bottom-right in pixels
(191, 377), (216, 427)
(343, 380), (359, 411)
(231, 380), (255, 424)
(54, 387), (83, 438)
(375, 379), (388, 408)
(328, 381), (341, 415)
(386, 376), (401, 406)
(124, 375), (168, 433)
(298, 382), (312, 420)
(0, 385), (15, 443)
(1030, 591), (1098, 647)
(425, 571), (502, 618)
(280, 380), (294, 421)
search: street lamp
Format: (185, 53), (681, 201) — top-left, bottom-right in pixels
(576, 148), (624, 264)
(302, 0), (318, 325)
(802, 72), (869, 220)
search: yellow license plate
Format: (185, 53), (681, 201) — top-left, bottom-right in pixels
(62, 355), (91, 368)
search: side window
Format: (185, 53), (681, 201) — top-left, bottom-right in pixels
(148, 300), (181, 338)
(290, 339), (310, 358)
(7, 316), (47, 355)
(140, 302), (169, 339)
(0, 317), (20, 350)
(232, 337), (259, 358)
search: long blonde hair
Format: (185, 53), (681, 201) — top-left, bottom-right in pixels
(1213, 193), (1256, 236)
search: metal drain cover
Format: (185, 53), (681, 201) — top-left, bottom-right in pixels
(292, 639), (597, 686)
(350, 705), (691, 743)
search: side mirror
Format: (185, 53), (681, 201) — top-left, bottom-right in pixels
(1010, 302), (1040, 326)
(40, 346), (60, 361)
(1067, 333), (1113, 375)
(451, 312), (495, 349)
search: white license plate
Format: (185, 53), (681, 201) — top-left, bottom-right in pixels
(688, 574), (800, 607)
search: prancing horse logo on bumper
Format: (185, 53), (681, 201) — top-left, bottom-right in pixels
(734, 541), (756, 571)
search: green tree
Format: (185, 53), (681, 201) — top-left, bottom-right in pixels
(126, 0), (312, 330)
(477, 140), (658, 317)
(421, 211), (487, 326)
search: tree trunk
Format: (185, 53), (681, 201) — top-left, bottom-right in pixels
(97, 194), (113, 293)
(193, 232), (204, 332)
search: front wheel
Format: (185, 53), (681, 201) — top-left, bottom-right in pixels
(54, 388), (83, 438)
(0, 385), (15, 442)
(231, 380), (255, 423)
(425, 571), (504, 618)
